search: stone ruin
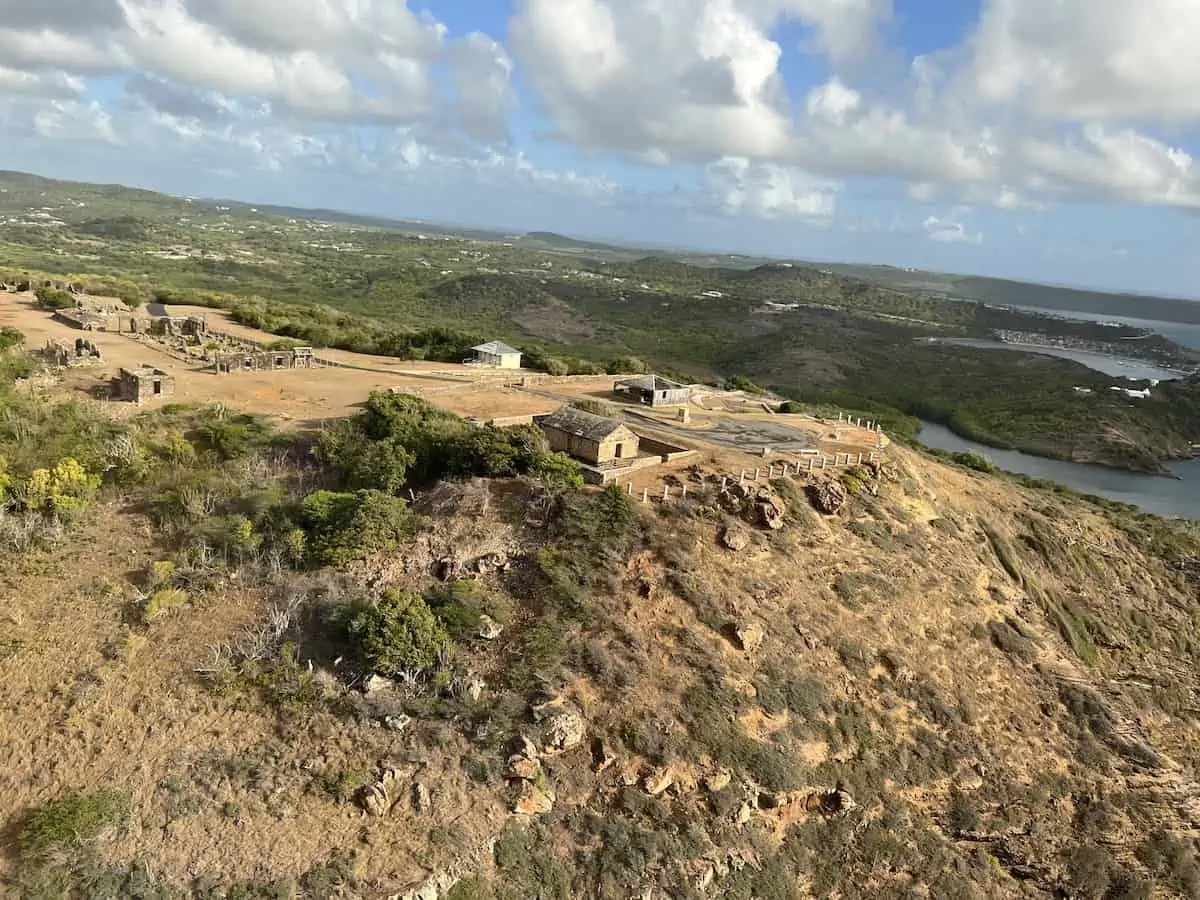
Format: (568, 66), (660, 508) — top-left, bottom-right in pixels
(212, 345), (315, 375)
(42, 337), (102, 367)
(111, 365), (176, 404)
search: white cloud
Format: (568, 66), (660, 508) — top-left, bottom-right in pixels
(923, 215), (981, 244)
(706, 157), (837, 218)
(509, 0), (887, 163)
(966, 0), (1200, 122)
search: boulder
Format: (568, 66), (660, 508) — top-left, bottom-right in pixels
(506, 753), (542, 781)
(435, 557), (462, 581)
(412, 782), (431, 814)
(357, 767), (404, 817)
(532, 698), (586, 756)
(735, 622), (765, 654)
(806, 480), (848, 515)
(754, 491), (786, 530)
(477, 615), (504, 641)
(643, 767), (675, 796)
(704, 769), (733, 793)
(513, 782), (555, 816)
(382, 714), (412, 733)
(720, 526), (750, 552)
(364, 674), (395, 696)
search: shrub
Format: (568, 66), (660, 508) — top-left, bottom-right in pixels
(350, 591), (450, 676)
(951, 451), (998, 474)
(34, 286), (75, 310)
(0, 326), (23, 351)
(606, 356), (649, 375)
(14, 458), (101, 519)
(20, 790), (129, 859)
(194, 412), (276, 460)
(724, 374), (766, 394)
(300, 489), (420, 567)
(143, 587), (189, 623)
(570, 398), (618, 418)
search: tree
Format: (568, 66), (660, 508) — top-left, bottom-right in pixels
(34, 286), (74, 310)
(349, 591), (449, 675)
(606, 355), (649, 375)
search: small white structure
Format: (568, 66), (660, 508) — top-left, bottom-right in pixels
(468, 340), (522, 369)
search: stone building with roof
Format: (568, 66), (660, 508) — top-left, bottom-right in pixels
(537, 406), (639, 467)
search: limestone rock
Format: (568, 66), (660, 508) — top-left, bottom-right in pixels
(364, 674), (396, 696)
(506, 754), (542, 781)
(643, 767), (675, 796)
(803, 787), (857, 817)
(436, 557), (461, 581)
(720, 526), (750, 552)
(735, 622), (765, 654)
(704, 769), (733, 793)
(806, 480), (847, 515)
(513, 782), (555, 816)
(357, 767), (404, 817)
(382, 714), (412, 733)
(591, 739), (617, 774)
(412, 782), (431, 814)
(532, 698), (586, 756)
(466, 678), (485, 702)
(754, 490), (786, 530)
(734, 801), (754, 825)
(478, 614), (504, 640)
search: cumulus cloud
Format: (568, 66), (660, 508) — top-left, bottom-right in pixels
(0, 0), (508, 136)
(706, 157), (837, 218)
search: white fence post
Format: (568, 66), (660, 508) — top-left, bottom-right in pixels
(642, 488), (649, 504)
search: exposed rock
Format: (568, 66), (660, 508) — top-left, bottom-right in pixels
(734, 801), (754, 825)
(754, 490), (786, 530)
(720, 526), (750, 552)
(803, 787), (857, 817)
(704, 769), (733, 793)
(478, 614), (504, 640)
(506, 753), (542, 782)
(644, 767), (675, 796)
(532, 697), (586, 755)
(513, 781), (555, 815)
(591, 738), (617, 774)
(412, 782), (431, 814)
(466, 677), (485, 702)
(357, 767), (405, 817)
(382, 714), (412, 733)
(435, 557), (461, 581)
(364, 674), (396, 695)
(806, 479), (848, 515)
(471, 551), (509, 574)
(735, 622), (765, 654)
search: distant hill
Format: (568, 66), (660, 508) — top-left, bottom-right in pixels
(825, 262), (1200, 326)
(518, 231), (629, 254)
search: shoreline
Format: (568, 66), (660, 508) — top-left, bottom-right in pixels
(929, 336), (1195, 380)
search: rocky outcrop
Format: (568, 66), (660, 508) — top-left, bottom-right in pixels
(513, 781), (555, 815)
(720, 526), (750, 551)
(806, 479), (848, 515)
(532, 697), (586, 756)
(734, 622), (765, 654)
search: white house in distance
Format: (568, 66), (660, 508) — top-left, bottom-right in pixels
(467, 340), (522, 369)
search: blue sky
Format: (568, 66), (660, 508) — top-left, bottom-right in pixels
(3, 0), (1200, 298)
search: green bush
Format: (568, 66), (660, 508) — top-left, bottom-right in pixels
(349, 590), (450, 675)
(0, 326), (23, 351)
(606, 355), (649, 375)
(724, 374), (766, 394)
(20, 791), (129, 859)
(34, 285), (75, 310)
(300, 489), (420, 567)
(951, 450), (998, 474)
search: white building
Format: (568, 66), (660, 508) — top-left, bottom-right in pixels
(468, 340), (523, 369)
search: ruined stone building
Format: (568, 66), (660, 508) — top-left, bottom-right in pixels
(614, 374), (692, 407)
(112, 366), (175, 403)
(212, 346), (315, 374)
(538, 407), (640, 467)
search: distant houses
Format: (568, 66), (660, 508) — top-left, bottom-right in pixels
(468, 340), (522, 369)
(613, 374), (691, 407)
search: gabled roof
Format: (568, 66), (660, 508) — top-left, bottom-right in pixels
(617, 374), (688, 392)
(473, 340), (522, 356)
(540, 407), (635, 442)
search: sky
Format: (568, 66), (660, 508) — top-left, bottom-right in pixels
(3, 1), (1200, 298)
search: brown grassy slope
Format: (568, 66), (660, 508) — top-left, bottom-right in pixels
(1, 448), (1199, 898)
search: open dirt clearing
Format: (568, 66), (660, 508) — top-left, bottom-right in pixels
(0, 294), (559, 422)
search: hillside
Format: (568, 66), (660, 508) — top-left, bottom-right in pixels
(1, 169), (1200, 472)
(825, 263), (1200, 326)
(1, 330), (1199, 898)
